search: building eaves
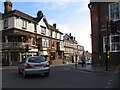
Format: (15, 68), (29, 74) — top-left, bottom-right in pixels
(48, 24), (63, 34)
(2, 9), (37, 24)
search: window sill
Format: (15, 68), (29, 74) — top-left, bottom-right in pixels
(22, 27), (27, 29)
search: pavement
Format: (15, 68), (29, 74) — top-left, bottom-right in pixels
(1, 63), (120, 74)
(71, 63), (120, 73)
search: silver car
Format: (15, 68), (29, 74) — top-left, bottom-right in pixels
(18, 56), (50, 78)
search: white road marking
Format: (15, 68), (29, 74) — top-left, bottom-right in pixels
(107, 82), (111, 85)
(109, 80), (112, 82)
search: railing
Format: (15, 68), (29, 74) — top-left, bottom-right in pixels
(2, 42), (31, 49)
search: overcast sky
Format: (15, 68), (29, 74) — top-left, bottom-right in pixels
(0, 0), (92, 53)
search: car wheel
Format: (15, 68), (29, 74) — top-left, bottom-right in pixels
(44, 72), (49, 76)
(23, 70), (27, 78)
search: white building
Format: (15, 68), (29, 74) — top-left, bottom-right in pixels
(1, 0), (64, 65)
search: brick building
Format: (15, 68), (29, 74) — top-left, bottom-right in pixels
(63, 33), (84, 63)
(88, 2), (120, 65)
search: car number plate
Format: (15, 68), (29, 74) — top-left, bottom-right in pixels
(35, 64), (44, 67)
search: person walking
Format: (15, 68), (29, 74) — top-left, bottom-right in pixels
(81, 56), (85, 67)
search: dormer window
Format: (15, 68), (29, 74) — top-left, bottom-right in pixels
(22, 19), (27, 29)
(41, 26), (46, 35)
(4, 19), (8, 29)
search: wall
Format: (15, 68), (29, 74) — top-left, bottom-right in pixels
(0, 20), (3, 31)
(37, 18), (51, 37)
(15, 16), (34, 33)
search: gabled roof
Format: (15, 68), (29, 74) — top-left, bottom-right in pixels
(48, 24), (63, 34)
(64, 33), (78, 44)
(2, 9), (63, 35)
(2, 9), (37, 23)
(34, 17), (43, 23)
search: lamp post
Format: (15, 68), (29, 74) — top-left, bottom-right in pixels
(106, 20), (110, 71)
(75, 53), (77, 68)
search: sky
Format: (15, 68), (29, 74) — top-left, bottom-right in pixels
(0, 0), (92, 53)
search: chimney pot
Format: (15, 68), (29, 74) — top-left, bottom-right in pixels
(37, 10), (43, 18)
(4, 0), (12, 13)
(53, 23), (56, 29)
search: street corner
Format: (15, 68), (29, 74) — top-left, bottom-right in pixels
(71, 66), (93, 72)
(71, 65), (116, 73)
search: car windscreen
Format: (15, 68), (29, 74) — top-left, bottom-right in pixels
(28, 56), (45, 63)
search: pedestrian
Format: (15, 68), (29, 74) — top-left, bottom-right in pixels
(81, 56), (85, 67)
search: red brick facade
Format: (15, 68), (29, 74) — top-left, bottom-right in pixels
(88, 2), (120, 65)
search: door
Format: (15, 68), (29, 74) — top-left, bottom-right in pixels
(11, 52), (19, 65)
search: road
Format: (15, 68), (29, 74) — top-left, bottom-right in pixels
(2, 64), (118, 88)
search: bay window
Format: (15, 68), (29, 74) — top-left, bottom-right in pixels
(103, 35), (120, 52)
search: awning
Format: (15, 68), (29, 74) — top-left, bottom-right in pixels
(29, 49), (38, 52)
(40, 51), (48, 56)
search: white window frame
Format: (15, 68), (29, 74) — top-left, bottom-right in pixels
(110, 35), (120, 52)
(42, 38), (49, 47)
(109, 2), (120, 21)
(41, 26), (46, 35)
(103, 34), (120, 53)
(22, 19), (27, 29)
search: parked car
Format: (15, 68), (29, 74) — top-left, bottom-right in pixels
(78, 60), (83, 64)
(18, 56), (50, 78)
(86, 59), (92, 64)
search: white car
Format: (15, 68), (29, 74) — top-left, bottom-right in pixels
(18, 56), (50, 78)
(86, 59), (92, 64)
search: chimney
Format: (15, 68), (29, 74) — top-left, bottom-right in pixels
(53, 23), (56, 29)
(74, 37), (75, 40)
(71, 36), (73, 40)
(37, 10), (43, 18)
(4, 0), (12, 13)
(69, 33), (71, 36)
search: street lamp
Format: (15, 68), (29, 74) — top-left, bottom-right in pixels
(105, 19), (110, 71)
(75, 53), (77, 68)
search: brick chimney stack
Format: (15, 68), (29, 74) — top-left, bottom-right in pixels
(37, 10), (44, 18)
(53, 23), (56, 29)
(4, 0), (12, 13)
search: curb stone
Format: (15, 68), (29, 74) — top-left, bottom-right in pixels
(71, 67), (117, 73)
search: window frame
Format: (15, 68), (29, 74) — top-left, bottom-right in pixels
(41, 26), (46, 35)
(103, 35), (120, 53)
(4, 19), (8, 29)
(22, 19), (27, 29)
